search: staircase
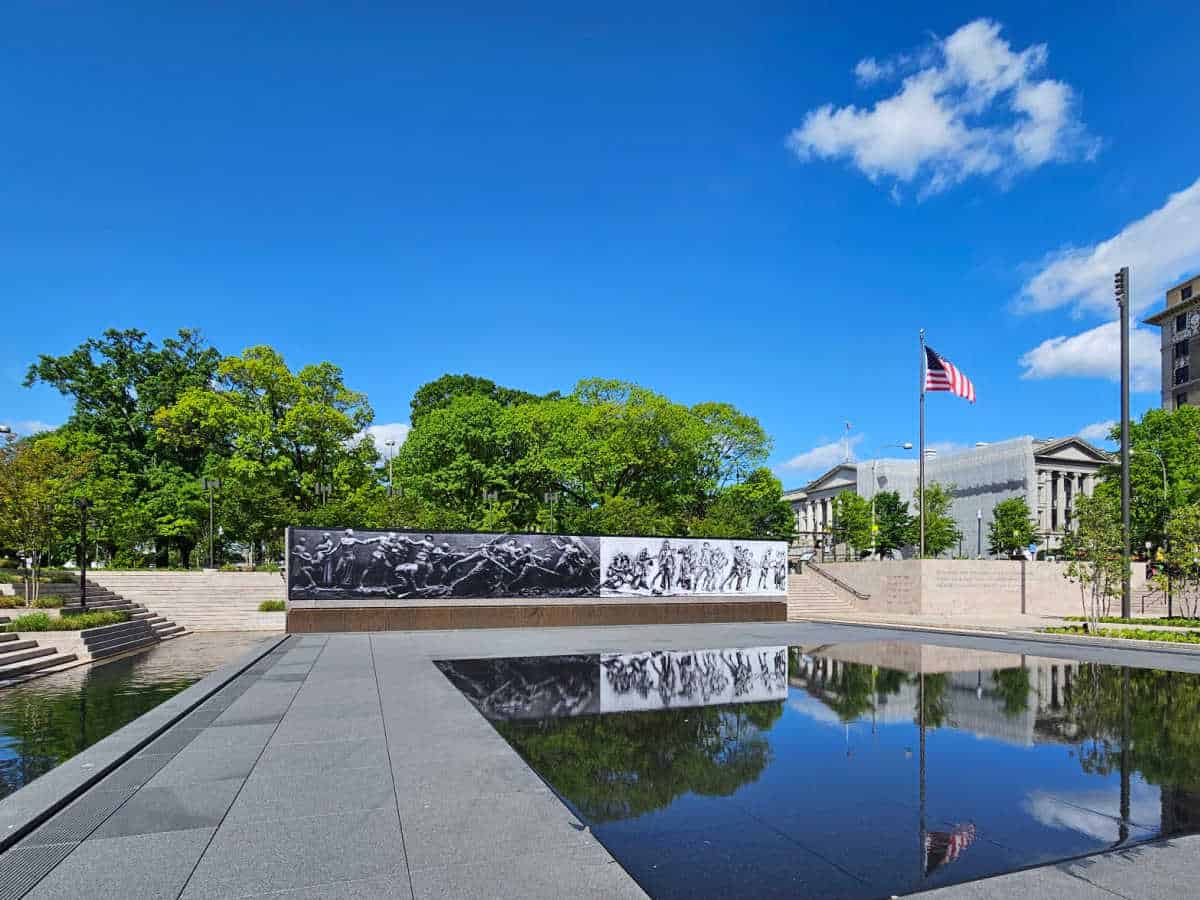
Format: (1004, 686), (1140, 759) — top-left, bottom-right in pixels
(0, 631), (77, 683)
(50, 581), (189, 641)
(787, 571), (855, 620)
(88, 571), (285, 631)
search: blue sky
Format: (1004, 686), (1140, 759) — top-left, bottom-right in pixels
(3, 2), (1198, 487)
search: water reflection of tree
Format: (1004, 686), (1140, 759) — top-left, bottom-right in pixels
(791, 653), (908, 724)
(496, 702), (784, 823)
(1063, 665), (1200, 789)
(0, 665), (193, 799)
(991, 667), (1032, 719)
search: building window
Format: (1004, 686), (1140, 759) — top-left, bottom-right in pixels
(1177, 339), (1191, 361)
(1179, 314), (1189, 332)
(1183, 284), (1195, 301)
(1177, 366), (1191, 386)
(1177, 392), (1189, 409)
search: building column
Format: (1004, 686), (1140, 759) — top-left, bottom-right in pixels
(1037, 469), (1050, 533)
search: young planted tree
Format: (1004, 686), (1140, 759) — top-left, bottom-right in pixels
(872, 491), (913, 558)
(908, 482), (962, 558)
(1063, 493), (1124, 630)
(1159, 503), (1200, 617)
(988, 497), (1037, 558)
(831, 493), (872, 559)
(0, 440), (94, 604)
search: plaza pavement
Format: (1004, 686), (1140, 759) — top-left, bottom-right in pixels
(2, 621), (1200, 898)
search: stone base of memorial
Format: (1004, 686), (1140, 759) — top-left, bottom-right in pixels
(284, 527), (789, 632)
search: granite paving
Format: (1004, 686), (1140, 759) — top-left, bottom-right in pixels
(1, 622), (1199, 897)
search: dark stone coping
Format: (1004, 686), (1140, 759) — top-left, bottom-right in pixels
(0, 634), (288, 851)
(287, 598), (787, 632)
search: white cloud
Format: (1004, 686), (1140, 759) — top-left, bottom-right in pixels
(1078, 420), (1117, 444)
(9, 420), (55, 436)
(787, 19), (1096, 197)
(354, 422), (411, 452)
(1019, 177), (1200, 315)
(1018, 321), (1160, 392)
(778, 434), (864, 475)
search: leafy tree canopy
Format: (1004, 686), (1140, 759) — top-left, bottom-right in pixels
(988, 496), (1037, 557)
(909, 482), (961, 558)
(872, 491), (913, 557)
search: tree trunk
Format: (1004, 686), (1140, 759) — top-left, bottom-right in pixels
(154, 539), (169, 569)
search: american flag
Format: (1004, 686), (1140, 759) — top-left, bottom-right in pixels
(924, 346), (976, 403)
(924, 823), (977, 876)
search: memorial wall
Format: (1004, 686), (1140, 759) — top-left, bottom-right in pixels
(286, 527), (788, 603)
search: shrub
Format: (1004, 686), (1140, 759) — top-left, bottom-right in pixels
(258, 600), (286, 612)
(0, 597), (24, 609)
(32, 596), (64, 609)
(6, 610), (130, 632)
(1042, 625), (1200, 645)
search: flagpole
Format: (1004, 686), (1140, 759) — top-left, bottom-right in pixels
(919, 329), (926, 558)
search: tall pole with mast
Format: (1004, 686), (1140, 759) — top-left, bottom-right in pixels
(1116, 267), (1132, 618)
(919, 330), (927, 559)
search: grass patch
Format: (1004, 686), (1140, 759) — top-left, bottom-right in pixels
(1063, 615), (1200, 628)
(0, 596), (64, 609)
(258, 600), (286, 612)
(1043, 625), (1200, 645)
(5, 610), (131, 633)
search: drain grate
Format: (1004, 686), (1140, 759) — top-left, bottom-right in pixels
(0, 843), (76, 900)
(20, 789), (133, 847)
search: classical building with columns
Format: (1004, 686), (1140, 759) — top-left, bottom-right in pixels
(783, 435), (1110, 558)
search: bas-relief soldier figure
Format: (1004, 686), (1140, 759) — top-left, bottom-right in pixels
(630, 548), (654, 592)
(653, 539), (676, 593)
(757, 549), (772, 590)
(603, 552), (633, 590)
(290, 536), (320, 589)
(332, 529), (369, 587)
(677, 544), (697, 592)
(313, 532), (336, 586)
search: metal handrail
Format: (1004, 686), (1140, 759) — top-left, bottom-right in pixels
(803, 560), (871, 601)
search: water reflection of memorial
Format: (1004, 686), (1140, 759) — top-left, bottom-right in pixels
(439, 641), (1200, 900)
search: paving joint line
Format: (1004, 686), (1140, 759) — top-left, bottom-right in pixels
(369, 633), (417, 900)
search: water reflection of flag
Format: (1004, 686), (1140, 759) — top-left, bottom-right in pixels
(924, 823), (977, 876)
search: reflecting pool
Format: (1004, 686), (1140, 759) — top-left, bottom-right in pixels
(0, 633), (268, 801)
(438, 641), (1200, 899)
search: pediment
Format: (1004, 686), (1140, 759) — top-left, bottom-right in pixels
(1035, 437), (1111, 464)
(806, 463), (859, 493)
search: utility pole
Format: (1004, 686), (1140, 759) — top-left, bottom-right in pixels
(203, 478), (222, 569)
(1116, 267), (1132, 618)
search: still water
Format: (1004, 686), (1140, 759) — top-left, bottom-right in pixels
(0, 633), (268, 801)
(438, 641), (1200, 899)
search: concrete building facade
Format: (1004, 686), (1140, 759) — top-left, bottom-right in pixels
(783, 435), (1110, 558)
(1144, 273), (1200, 410)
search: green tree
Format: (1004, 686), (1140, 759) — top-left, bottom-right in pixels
(692, 469), (794, 540)
(154, 346), (381, 555)
(0, 439), (94, 603)
(394, 376), (776, 534)
(1159, 503), (1200, 617)
(408, 373), (547, 427)
(873, 491), (913, 558)
(1094, 406), (1200, 551)
(831, 492), (872, 558)
(24, 329), (221, 566)
(988, 496), (1037, 558)
(1063, 492), (1124, 628)
(909, 482), (961, 558)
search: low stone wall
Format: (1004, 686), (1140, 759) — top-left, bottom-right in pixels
(818, 559), (1152, 619)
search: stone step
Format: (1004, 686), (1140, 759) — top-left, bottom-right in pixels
(154, 624), (188, 639)
(0, 646), (61, 665)
(0, 639), (45, 655)
(0, 652), (77, 678)
(0, 633), (17, 643)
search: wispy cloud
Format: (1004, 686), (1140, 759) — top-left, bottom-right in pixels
(8, 419), (55, 437)
(353, 421), (411, 453)
(787, 19), (1097, 198)
(1078, 420), (1117, 444)
(778, 434), (864, 476)
(1018, 320), (1160, 392)
(1018, 177), (1200, 316)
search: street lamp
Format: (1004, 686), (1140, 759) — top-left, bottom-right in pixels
(315, 482), (332, 506)
(869, 442), (913, 558)
(385, 439), (396, 497)
(543, 491), (561, 533)
(976, 509), (983, 559)
(202, 478), (222, 569)
(76, 499), (92, 611)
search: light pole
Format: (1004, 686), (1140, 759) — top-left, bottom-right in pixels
(869, 442), (913, 558)
(543, 491), (561, 533)
(316, 482), (332, 507)
(1115, 266), (1132, 618)
(76, 499), (92, 611)
(385, 439), (396, 497)
(202, 478), (222, 569)
(976, 509), (983, 559)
